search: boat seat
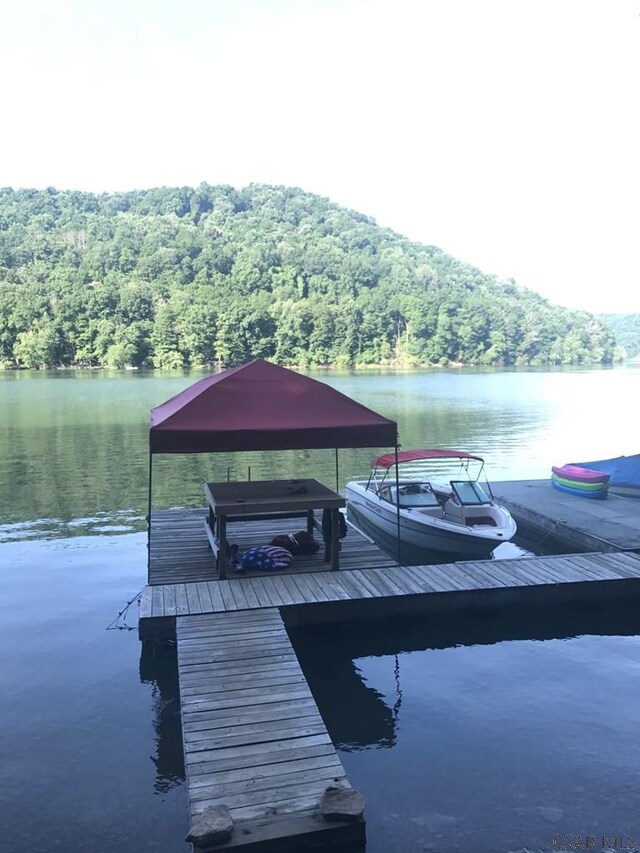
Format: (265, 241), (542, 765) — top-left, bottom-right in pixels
(467, 515), (497, 527)
(395, 484), (440, 508)
(443, 498), (464, 522)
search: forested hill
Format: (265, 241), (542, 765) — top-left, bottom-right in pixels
(598, 314), (640, 359)
(0, 184), (616, 369)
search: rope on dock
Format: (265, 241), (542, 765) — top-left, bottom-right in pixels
(106, 590), (142, 631)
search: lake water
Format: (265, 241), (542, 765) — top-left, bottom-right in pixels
(1, 365), (639, 851)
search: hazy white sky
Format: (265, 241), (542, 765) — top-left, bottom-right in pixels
(1, 0), (638, 313)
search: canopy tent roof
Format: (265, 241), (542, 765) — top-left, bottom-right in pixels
(150, 359), (398, 454)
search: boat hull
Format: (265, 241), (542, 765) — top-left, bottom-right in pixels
(345, 482), (516, 560)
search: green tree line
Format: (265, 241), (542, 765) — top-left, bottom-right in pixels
(598, 314), (640, 359)
(0, 183), (617, 369)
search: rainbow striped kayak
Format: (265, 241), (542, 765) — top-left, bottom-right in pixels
(551, 464), (610, 485)
(551, 473), (608, 491)
(551, 480), (608, 499)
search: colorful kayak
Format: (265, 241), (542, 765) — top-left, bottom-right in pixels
(551, 473), (609, 491)
(551, 480), (608, 499)
(551, 464), (610, 485)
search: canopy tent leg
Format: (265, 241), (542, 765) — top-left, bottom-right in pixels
(147, 451), (153, 585)
(395, 444), (401, 565)
(335, 448), (339, 493)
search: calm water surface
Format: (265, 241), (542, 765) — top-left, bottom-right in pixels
(1, 366), (638, 851)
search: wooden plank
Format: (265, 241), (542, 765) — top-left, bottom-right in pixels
(217, 579), (238, 611)
(187, 753), (341, 787)
(151, 585), (164, 617)
(298, 572), (332, 602)
(382, 566), (424, 595)
(180, 661), (303, 688)
(184, 713), (325, 747)
(190, 767), (346, 806)
(245, 575), (277, 607)
(431, 564), (476, 591)
(375, 566), (417, 595)
(181, 673), (307, 700)
(278, 573), (310, 604)
(139, 586), (152, 619)
(207, 580), (226, 613)
(571, 554), (638, 579)
(312, 572), (351, 601)
(532, 556), (589, 583)
(186, 743), (338, 777)
(354, 568), (394, 597)
(398, 564), (438, 593)
(452, 561), (504, 589)
(185, 722), (328, 754)
(283, 572), (321, 603)
(185, 583), (201, 614)
(163, 584), (177, 616)
(500, 559), (564, 586)
(235, 577), (261, 608)
(251, 575), (284, 607)
(406, 564), (454, 593)
(182, 699), (320, 734)
(191, 776), (345, 812)
(226, 578), (251, 610)
(268, 574), (297, 606)
(472, 560), (541, 587)
(174, 583), (190, 615)
(335, 570), (374, 599)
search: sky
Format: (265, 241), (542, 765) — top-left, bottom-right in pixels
(1, 0), (638, 314)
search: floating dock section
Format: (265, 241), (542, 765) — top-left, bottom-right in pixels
(493, 479), (640, 553)
(177, 608), (363, 851)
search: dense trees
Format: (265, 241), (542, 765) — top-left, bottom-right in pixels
(598, 314), (640, 359)
(0, 183), (617, 369)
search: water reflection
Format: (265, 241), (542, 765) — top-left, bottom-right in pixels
(291, 599), (640, 752)
(139, 640), (185, 792)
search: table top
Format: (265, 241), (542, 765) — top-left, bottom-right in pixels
(204, 478), (345, 516)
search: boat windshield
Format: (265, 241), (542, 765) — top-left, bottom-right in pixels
(388, 483), (441, 508)
(450, 480), (491, 505)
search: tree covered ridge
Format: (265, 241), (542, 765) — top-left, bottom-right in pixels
(597, 314), (640, 359)
(0, 183), (616, 369)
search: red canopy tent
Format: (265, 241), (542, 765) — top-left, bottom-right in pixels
(147, 359), (399, 576)
(150, 358), (398, 453)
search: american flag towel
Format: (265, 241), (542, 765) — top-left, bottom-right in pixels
(241, 545), (293, 572)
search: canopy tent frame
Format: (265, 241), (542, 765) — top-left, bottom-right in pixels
(147, 359), (400, 580)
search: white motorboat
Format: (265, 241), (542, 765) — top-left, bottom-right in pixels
(345, 449), (517, 560)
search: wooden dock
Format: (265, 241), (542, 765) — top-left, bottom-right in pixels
(141, 498), (640, 852)
(148, 508), (397, 586)
(177, 608), (363, 851)
(142, 550), (640, 629)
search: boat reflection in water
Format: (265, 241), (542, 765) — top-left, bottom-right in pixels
(290, 598), (640, 754)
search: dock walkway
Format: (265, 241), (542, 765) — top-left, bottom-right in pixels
(141, 550), (640, 626)
(177, 608), (363, 851)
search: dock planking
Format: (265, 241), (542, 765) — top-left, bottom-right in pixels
(177, 608), (364, 851)
(143, 501), (640, 851)
(140, 550), (640, 625)
(148, 507), (396, 586)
